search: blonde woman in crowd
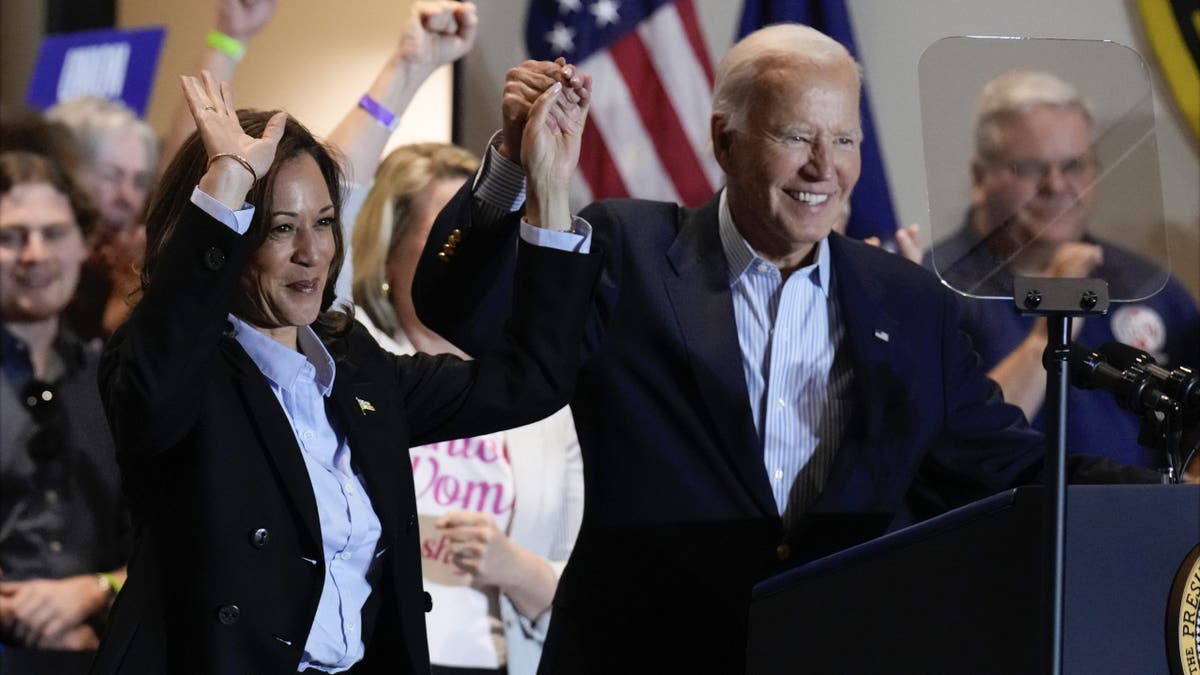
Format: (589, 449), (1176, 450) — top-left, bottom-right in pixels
(352, 143), (582, 675)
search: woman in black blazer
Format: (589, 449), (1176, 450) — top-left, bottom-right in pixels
(90, 70), (592, 674)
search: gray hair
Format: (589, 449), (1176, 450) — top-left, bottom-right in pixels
(712, 23), (860, 134)
(974, 69), (1093, 158)
(45, 95), (159, 175)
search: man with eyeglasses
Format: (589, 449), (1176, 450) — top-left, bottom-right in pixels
(924, 69), (1200, 470)
(411, 30), (1168, 672)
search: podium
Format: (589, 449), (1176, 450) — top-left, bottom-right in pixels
(746, 485), (1200, 674)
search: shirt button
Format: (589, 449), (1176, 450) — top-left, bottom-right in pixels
(302, 430), (315, 441)
(344, 481), (356, 495)
(776, 398), (786, 408)
(773, 469), (784, 481)
(339, 551), (352, 561)
(757, 263), (770, 272)
(776, 543), (792, 561)
(48, 540), (63, 553)
(346, 621), (356, 631)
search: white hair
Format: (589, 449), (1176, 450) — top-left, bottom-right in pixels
(45, 95), (159, 174)
(974, 69), (1093, 158)
(712, 23), (860, 133)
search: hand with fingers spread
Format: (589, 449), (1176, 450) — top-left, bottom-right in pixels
(500, 58), (583, 164)
(521, 70), (592, 231)
(181, 70), (286, 209)
(217, 0), (277, 42)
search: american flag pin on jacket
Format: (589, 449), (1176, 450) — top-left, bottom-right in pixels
(874, 329), (890, 342)
(356, 397), (376, 414)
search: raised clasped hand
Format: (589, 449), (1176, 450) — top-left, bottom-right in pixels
(520, 65), (591, 229)
(217, 0), (277, 42)
(399, 1), (479, 70)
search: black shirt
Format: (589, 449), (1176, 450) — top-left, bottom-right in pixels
(0, 325), (129, 581)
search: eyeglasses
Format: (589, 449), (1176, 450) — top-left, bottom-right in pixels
(993, 155), (1098, 183)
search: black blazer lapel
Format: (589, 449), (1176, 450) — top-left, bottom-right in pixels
(662, 197), (777, 517)
(221, 339), (323, 552)
(325, 365), (404, 540)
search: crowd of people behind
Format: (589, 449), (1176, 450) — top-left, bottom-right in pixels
(0, 1), (1196, 674)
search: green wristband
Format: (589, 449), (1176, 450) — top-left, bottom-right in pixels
(206, 30), (246, 61)
(97, 572), (122, 596)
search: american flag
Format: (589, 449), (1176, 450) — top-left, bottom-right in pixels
(525, 0), (722, 208)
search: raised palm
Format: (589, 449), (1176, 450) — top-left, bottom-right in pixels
(181, 70), (284, 180)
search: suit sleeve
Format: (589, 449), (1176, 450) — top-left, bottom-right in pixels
(411, 179), (524, 356)
(399, 239), (601, 447)
(99, 203), (255, 460)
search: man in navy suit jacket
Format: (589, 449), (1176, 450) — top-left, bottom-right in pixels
(412, 24), (1155, 675)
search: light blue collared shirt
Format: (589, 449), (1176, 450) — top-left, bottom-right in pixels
(190, 190), (382, 673)
(717, 191), (854, 520)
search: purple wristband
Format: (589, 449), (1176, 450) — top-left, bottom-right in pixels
(357, 94), (398, 131)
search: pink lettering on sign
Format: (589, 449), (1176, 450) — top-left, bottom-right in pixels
(422, 437), (504, 463)
(418, 518), (470, 585)
(411, 453), (514, 516)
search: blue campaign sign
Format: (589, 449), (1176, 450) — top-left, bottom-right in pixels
(26, 26), (166, 118)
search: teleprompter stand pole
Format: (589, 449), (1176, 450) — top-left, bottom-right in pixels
(1012, 277), (1109, 675)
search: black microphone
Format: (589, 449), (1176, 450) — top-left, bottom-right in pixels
(1097, 341), (1200, 419)
(1068, 343), (1177, 416)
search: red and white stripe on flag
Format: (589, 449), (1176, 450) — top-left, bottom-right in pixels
(528, 0), (721, 208)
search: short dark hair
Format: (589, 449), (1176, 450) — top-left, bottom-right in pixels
(0, 150), (98, 238)
(0, 109), (84, 180)
(141, 110), (350, 334)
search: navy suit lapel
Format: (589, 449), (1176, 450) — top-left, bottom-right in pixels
(662, 197), (777, 517)
(221, 338), (323, 551)
(813, 235), (909, 510)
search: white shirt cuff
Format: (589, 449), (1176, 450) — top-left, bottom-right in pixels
(519, 216), (592, 254)
(190, 186), (254, 234)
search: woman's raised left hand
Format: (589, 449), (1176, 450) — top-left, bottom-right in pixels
(182, 70), (286, 207)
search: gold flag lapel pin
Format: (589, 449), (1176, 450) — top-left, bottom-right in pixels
(356, 397), (376, 414)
